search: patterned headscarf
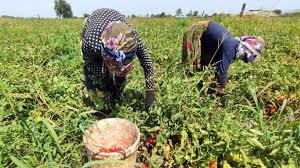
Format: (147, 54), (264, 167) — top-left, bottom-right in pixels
(100, 21), (138, 76)
(236, 35), (265, 63)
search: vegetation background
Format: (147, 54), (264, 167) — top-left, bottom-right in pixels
(0, 15), (299, 167)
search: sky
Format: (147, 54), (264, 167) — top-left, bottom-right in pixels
(0, 0), (299, 18)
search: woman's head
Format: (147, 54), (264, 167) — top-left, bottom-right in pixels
(100, 21), (138, 76)
(236, 35), (265, 63)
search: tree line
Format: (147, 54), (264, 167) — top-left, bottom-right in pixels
(53, 0), (209, 18)
(54, 0), (282, 18)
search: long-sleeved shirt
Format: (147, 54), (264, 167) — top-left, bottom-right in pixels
(201, 21), (239, 88)
(81, 8), (154, 90)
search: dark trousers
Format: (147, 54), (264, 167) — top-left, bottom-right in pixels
(83, 65), (126, 100)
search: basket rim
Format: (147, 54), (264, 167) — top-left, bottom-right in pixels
(83, 118), (140, 159)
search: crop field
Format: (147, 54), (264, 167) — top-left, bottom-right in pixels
(0, 16), (300, 167)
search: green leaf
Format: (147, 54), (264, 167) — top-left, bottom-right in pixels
(180, 129), (188, 148)
(269, 149), (279, 155)
(10, 156), (32, 168)
(249, 129), (264, 136)
(249, 87), (258, 109)
(44, 143), (54, 168)
(146, 126), (160, 132)
(223, 160), (232, 168)
(240, 149), (250, 163)
(293, 145), (300, 152)
(283, 118), (300, 130)
(252, 159), (267, 168)
(42, 118), (62, 154)
(199, 129), (209, 135)
(172, 112), (183, 121)
(81, 160), (127, 168)
(247, 138), (265, 150)
(283, 159), (297, 168)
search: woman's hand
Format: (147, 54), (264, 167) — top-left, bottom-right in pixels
(208, 86), (225, 97)
(216, 87), (225, 96)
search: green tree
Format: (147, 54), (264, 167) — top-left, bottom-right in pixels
(54, 0), (73, 18)
(193, 10), (199, 16)
(176, 8), (182, 16)
(273, 9), (282, 15)
(160, 12), (166, 17)
(211, 13), (218, 17)
(83, 13), (89, 18)
(187, 10), (193, 17)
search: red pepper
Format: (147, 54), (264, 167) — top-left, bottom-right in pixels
(146, 137), (156, 145)
(98, 147), (123, 153)
(270, 108), (277, 113)
(98, 148), (109, 153)
(142, 162), (149, 168)
(209, 160), (216, 168)
(108, 147), (123, 153)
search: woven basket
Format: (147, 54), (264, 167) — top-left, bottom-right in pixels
(83, 118), (140, 168)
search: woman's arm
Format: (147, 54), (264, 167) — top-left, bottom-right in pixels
(135, 33), (155, 91)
